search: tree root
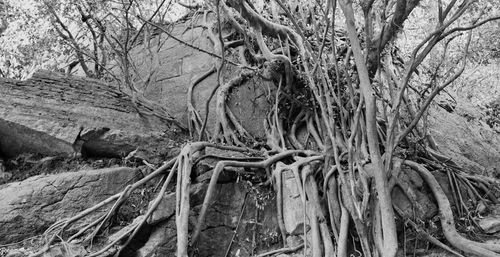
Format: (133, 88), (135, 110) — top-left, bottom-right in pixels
(394, 205), (465, 257)
(405, 160), (500, 257)
(211, 70), (255, 146)
(190, 149), (318, 246)
(255, 243), (304, 257)
(187, 64), (216, 139)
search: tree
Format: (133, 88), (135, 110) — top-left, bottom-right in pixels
(29, 1), (500, 257)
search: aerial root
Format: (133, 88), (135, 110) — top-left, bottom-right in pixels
(187, 65), (216, 139)
(211, 70), (255, 146)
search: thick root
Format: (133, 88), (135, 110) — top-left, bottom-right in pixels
(405, 160), (500, 257)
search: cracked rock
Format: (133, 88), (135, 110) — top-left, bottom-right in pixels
(0, 167), (141, 244)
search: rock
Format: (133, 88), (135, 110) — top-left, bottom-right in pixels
(42, 243), (87, 257)
(392, 167), (438, 220)
(224, 76), (276, 138)
(0, 158), (12, 183)
(429, 106), (500, 173)
(5, 250), (27, 257)
(129, 17), (274, 138)
(0, 71), (178, 150)
(192, 147), (247, 183)
(281, 170), (308, 235)
(138, 181), (281, 257)
(147, 183), (208, 225)
(0, 167), (141, 244)
(0, 118), (74, 158)
(479, 216), (500, 234)
(136, 219), (177, 257)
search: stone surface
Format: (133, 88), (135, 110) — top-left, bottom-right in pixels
(0, 71), (176, 147)
(147, 183), (208, 225)
(5, 250), (27, 257)
(129, 16), (274, 138)
(429, 106), (500, 174)
(281, 170), (309, 235)
(478, 203), (500, 234)
(41, 243), (87, 257)
(392, 167), (438, 220)
(479, 216), (500, 234)
(137, 181), (280, 257)
(0, 167), (141, 244)
(0, 118), (74, 158)
(136, 219), (177, 257)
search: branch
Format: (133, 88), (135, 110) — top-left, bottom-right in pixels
(367, 0), (421, 75)
(139, 17), (254, 70)
(441, 15), (500, 38)
(396, 32), (471, 144)
(338, 1), (398, 256)
(46, 3), (92, 77)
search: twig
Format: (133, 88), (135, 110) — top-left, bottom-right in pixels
(139, 17), (255, 70)
(223, 193), (248, 257)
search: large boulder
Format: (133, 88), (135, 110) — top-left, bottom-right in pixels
(129, 15), (274, 138)
(137, 181), (281, 257)
(0, 167), (141, 244)
(429, 106), (500, 174)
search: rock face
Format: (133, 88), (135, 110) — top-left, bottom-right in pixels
(0, 70), (184, 161)
(136, 181), (281, 257)
(429, 106), (500, 174)
(478, 204), (500, 235)
(129, 15), (274, 138)
(0, 118), (73, 158)
(0, 71), (176, 144)
(282, 170), (308, 235)
(0, 167), (141, 244)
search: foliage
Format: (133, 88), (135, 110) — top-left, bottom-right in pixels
(0, 0), (193, 80)
(0, 0), (68, 79)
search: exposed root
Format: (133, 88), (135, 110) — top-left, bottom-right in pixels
(394, 205), (465, 257)
(187, 64), (216, 139)
(190, 149), (318, 246)
(211, 70), (255, 146)
(405, 160), (500, 257)
(28, 159), (176, 257)
(255, 243), (304, 257)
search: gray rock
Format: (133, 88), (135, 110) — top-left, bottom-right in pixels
(479, 216), (500, 234)
(41, 243), (87, 257)
(5, 250), (27, 257)
(147, 183), (208, 225)
(429, 106), (500, 173)
(139, 180), (281, 257)
(282, 170), (309, 235)
(129, 18), (274, 138)
(0, 167), (141, 244)
(137, 219), (177, 257)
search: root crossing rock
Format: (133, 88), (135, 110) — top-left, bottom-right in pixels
(0, 167), (141, 244)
